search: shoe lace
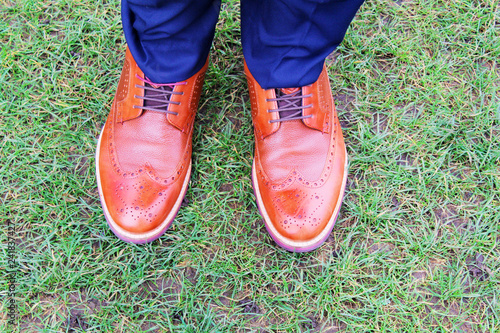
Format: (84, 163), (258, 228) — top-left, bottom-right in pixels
(133, 75), (187, 115)
(266, 88), (313, 123)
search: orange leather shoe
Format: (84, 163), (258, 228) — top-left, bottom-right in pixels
(245, 62), (348, 252)
(96, 48), (206, 243)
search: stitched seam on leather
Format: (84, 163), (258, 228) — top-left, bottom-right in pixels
(248, 78), (263, 139)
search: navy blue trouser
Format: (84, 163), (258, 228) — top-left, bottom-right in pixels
(122, 0), (365, 88)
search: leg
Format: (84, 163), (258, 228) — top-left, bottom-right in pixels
(241, 0), (364, 89)
(122, 0), (221, 83)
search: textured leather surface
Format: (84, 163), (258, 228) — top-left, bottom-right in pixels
(246, 62), (346, 242)
(303, 68), (332, 133)
(245, 64), (280, 139)
(116, 48), (144, 123)
(97, 48), (207, 234)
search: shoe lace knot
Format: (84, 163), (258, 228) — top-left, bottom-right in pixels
(133, 74), (187, 115)
(266, 88), (313, 123)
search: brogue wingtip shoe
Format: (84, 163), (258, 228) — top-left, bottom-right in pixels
(96, 47), (206, 243)
(246, 62), (348, 252)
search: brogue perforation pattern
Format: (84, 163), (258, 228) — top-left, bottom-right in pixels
(189, 73), (205, 112)
(116, 60), (130, 102)
(271, 191), (325, 231)
(114, 180), (170, 224)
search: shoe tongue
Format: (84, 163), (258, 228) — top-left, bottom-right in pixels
(144, 76), (162, 89)
(143, 77), (172, 110)
(276, 87), (302, 120)
(280, 87), (300, 95)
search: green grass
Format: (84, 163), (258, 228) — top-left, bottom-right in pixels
(1, 0), (499, 331)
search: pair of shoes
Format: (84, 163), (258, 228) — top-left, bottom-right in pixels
(96, 48), (348, 251)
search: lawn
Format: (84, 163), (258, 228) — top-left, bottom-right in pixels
(1, 0), (499, 332)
